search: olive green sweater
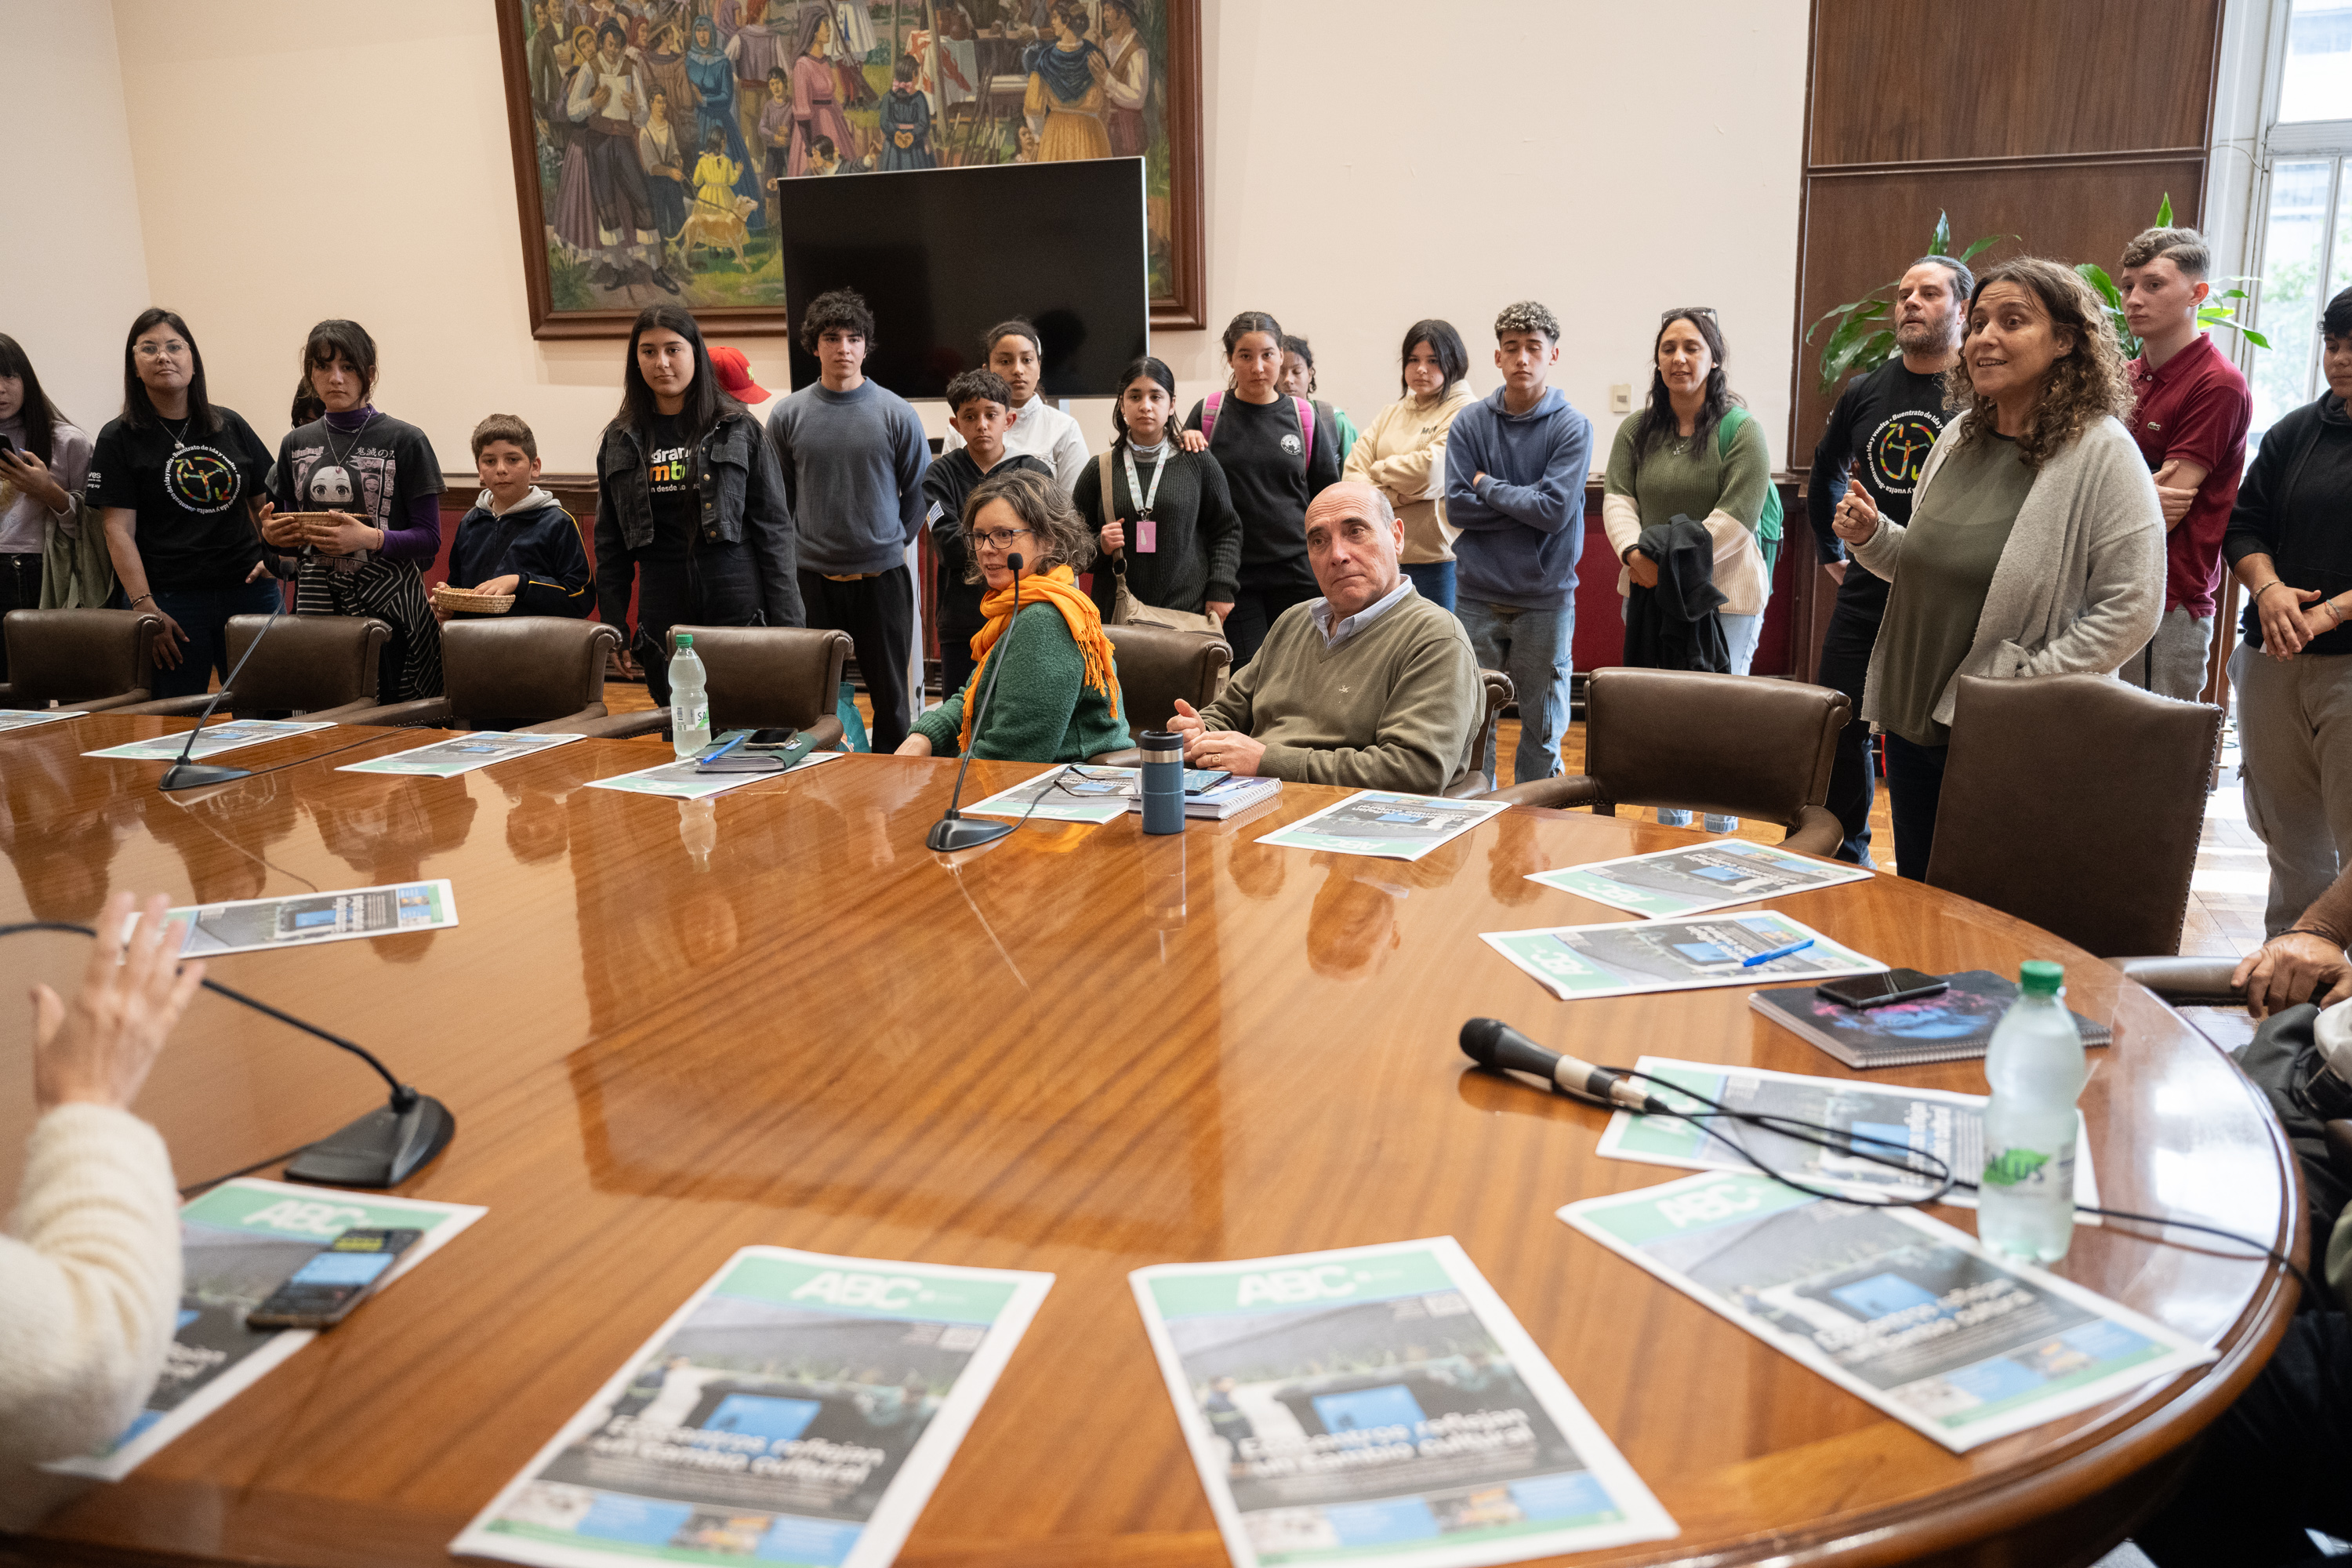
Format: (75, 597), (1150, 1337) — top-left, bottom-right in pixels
(1199, 588), (1480, 792)
(912, 603), (1132, 762)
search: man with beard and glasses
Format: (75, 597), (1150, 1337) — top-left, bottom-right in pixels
(1805, 255), (1972, 867)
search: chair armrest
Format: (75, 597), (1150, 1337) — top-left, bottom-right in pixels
(518, 703), (608, 735)
(339, 697), (454, 728)
(107, 693), (220, 717)
(567, 710), (670, 741)
(2114, 956), (2245, 1007)
(75, 688), (157, 713)
(1441, 768), (1493, 799)
(1089, 747), (1143, 768)
(804, 715), (846, 752)
(1483, 774), (1608, 808)
(1779, 805), (1846, 859)
(2327, 1121), (2352, 1185)
(303, 698), (394, 722)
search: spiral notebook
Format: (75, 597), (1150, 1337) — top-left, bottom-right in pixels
(1750, 969), (2113, 1069)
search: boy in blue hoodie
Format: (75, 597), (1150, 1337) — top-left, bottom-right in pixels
(1443, 300), (1592, 785)
(439, 414), (591, 621)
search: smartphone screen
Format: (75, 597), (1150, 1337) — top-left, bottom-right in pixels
(248, 1228), (422, 1328)
(1816, 968), (1950, 1010)
(1181, 768), (1230, 794)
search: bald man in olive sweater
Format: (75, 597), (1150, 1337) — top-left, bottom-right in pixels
(1172, 482), (1481, 793)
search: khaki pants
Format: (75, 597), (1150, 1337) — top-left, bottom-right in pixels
(2229, 641), (2352, 933)
(2121, 605), (2215, 701)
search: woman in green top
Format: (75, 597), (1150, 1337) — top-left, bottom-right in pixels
(1832, 257), (2161, 880)
(1601, 307), (1777, 829)
(898, 467), (1131, 764)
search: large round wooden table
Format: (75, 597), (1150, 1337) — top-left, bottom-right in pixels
(0, 716), (2304, 1567)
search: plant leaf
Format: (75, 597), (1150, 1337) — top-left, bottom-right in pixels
(2158, 192), (2174, 227)
(1820, 330), (1896, 394)
(1805, 290), (1893, 344)
(1956, 233), (2013, 264)
(1932, 211), (1951, 256)
(2075, 263), (2125, 312)
(2239, 327), (2272, 348)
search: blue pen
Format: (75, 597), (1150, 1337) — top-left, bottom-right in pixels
(1741, 937), (1815, 968)
(701, 732), (748, 762)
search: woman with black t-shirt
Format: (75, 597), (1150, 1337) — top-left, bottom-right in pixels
(1076, 356), (1240, 627)
(1178, 310), (1343, 666)
(91, 308), (279, 700)
(593, 303), (802, 707)
(259, 320), (446, 703)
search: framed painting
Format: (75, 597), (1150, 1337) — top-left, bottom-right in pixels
(496, 0), (1206, 338)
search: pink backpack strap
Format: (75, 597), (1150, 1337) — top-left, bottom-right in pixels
(1296, 397), (1315, 468)
(1203, 390), (1222, 445)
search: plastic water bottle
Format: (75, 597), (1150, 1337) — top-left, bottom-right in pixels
(669, 633), (710, 759)
(1976, 960), (2087, 1263)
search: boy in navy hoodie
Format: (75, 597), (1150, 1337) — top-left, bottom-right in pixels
(1443, 300), (1592, 786)
(439, 414), (592, 621)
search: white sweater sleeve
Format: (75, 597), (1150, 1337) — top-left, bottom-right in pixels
(0, 1105), (181, 1468)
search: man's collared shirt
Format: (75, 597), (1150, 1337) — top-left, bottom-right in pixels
(2126, 332), (2252, 618)
(1308, 576), (1416, 650)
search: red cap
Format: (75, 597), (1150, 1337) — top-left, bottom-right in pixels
(707, 345), (770, 403)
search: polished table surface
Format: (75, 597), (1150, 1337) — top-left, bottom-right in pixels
(0, 715), (2304, 1568)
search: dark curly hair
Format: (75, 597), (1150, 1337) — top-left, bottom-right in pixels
(799, 287), (877, 354)
(1943, 256), (2133, 470)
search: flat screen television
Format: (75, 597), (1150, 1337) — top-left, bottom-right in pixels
(774, 158), (1149, 402)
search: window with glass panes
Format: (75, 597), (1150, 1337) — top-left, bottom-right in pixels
(2254, 0), (2352, 441)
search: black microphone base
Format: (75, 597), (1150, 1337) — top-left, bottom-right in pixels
(926, 815), (1014, 852)
(159, 762), (253, 791)
(285, 1094), (455, 1189)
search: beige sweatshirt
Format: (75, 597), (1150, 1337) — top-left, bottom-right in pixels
(1200, 587), (1481, 792)
(1345, 387), (1479, 564)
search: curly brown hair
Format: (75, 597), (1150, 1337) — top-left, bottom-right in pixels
(960, 466), (1096, 583)
(1942, 257), (2134, 469)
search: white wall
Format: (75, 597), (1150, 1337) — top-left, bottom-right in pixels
(72, 0), (1806, 477)
(1, 0), (154, 438)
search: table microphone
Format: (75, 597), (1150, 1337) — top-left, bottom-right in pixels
(1459, 1018), (1670, 1115)
(926, 553), (1026, 851)
(159, 597), (286, 792)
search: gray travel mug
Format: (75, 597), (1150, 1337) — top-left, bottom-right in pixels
(1140, 729), (1185, 835)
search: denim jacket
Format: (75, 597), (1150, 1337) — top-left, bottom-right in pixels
(593, 411), (804, 632)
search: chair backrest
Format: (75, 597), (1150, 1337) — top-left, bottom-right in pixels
(1928, 673), (2221, 958)
(1583, 666), (1847, 826)
(221, 615), (390, 714)
(441, 618), (620, 727)
(1104, 622), (1231, 735)
(1, 608), (161, 704)
(1453, 669), (1515, 793)
(666, 625), (851, 731)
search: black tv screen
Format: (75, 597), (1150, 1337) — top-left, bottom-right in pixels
(775, 158), (1149, 403)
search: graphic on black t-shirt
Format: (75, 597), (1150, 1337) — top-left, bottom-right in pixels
(1865, 411), (1944, 497)
(307, 463), (358, 509)
(1278, 431), (1303, 456)
(165, 445), (246, 514)
(648, 440), (691, 496)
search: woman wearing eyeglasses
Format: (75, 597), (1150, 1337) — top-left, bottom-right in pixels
(898, 467), (1130, 763)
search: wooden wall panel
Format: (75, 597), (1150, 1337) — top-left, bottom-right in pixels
(1808, 0), (2221, 167)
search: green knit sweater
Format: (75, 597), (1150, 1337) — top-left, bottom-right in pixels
(912, 603), (1132, 762)
(1199, 588), (1480, 792)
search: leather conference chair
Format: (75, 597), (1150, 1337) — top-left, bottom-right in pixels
(573, 625), (850, 749)
(339, 619), (622, 731)
(1928, 673), (2220, 959)
(113, 615), (390, 720)
(0, 607), (165, 711)
(1443, 669), (1516, 798)
(1089, 622), (1232, 765)
(1480, 666), (1847, 855)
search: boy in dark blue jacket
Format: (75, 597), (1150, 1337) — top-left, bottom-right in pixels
(439, 413), (592, 620)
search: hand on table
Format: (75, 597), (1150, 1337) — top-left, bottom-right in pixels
(2233, 931), (2352, 1019)
(32, 891), (203, 1112)
(1177, 702), (1265, 777)
(895, 733), (935, 757)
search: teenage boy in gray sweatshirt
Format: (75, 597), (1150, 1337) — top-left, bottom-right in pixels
(766, 288), (931, 751)
(1443, 300), (1592, 785)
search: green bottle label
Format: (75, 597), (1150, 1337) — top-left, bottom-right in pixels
(1980, 1148), (2051, 1188)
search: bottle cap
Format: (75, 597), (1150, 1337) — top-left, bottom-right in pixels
(675, 633), (693, 648)
(2019, 960), (2063, 996)
(1139, 728), (1182, 757)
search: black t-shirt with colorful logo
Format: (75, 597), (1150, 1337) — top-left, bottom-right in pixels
(90, 408), (275, 590)
(638, 413), (697, 563)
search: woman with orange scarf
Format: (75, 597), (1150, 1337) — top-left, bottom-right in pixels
(898, 468), (1131, 763)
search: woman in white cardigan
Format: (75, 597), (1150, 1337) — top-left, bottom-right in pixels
(1833, 256), (2163, 880)
(2, 891), (200, 1520)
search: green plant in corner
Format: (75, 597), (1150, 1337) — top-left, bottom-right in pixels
(1805, 212), (2009, 395)
(2075, 194), (2270, 361)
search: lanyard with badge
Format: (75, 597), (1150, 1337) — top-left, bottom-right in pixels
(1123, 441), (1169, 553)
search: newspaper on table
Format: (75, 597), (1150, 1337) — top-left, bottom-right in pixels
(963, 762), (1130, 824)
(0, 708), (87, 732)
(84, 717), (333, 761)
(1256, 792), (1510, 862)
(454, 1247), (1053, 1568)
(1558, 1171), (2212, 1453)
(585, 750), (840, 800)
(44, 1178), (485, 1480)
(1593, 1056), (2100, 1214)
(1527, 840), (1871, 919)
(162, 879), (457, 957)
(337, 731), (585, 778)
(1482, 910), (1883, 1001)
(1131, 1237), (1675, 1568)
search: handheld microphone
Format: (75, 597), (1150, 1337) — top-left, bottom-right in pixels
(1459, 1018), (1671, 1115)
(927, 552), (1025, 852)
(159, 596), (287, 792)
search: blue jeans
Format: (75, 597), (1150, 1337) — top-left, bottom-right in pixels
(1457, 597), (1571, 786)
(151, 580), (285, 700)
(1401, 559), (1456, 613)
(1882, 731), (1949, 881)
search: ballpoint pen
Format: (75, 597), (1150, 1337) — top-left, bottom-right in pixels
(1741, 937), (1815, 967)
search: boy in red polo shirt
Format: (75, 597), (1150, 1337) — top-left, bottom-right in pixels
(2117, 226), (2252, 699)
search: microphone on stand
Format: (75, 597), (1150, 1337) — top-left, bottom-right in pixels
(1459, 1017), (1671, 1115)
(158, 598), (287, 792)
(927, 553), (1027, 851)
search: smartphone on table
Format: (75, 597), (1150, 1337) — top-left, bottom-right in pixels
(1815, 968), (1950, 1010)
(247, 1227), (423, 1329)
